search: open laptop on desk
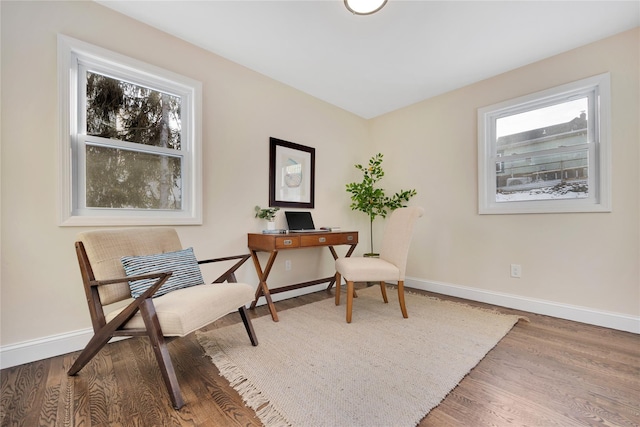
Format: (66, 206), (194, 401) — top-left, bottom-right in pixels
(285, 211), (329, 233)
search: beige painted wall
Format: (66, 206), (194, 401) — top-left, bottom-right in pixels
(0, 1), (370, 346)
(371, 28), (639, 317)
(1, 1), (638, 354)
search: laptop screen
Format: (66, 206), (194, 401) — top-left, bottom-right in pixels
(285, 211), (316, 231)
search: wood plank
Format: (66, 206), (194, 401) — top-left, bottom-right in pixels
(171, 337), (261, 426)
(0, 360), (49, 426)
(37, 355), (63, 427)
(55, 353), (77, 427)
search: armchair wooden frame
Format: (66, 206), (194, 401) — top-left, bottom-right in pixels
(68, 242), (257, 410)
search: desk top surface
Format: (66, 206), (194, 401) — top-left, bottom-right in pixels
(248, 230), (355, 236)
(248, 230), (358, 251)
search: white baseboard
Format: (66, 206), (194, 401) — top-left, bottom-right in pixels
(0, 328), (93, 370)
(405, 277), (640, 334)
(2, 280), (637, 370)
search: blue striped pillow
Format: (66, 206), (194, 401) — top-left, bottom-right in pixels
(121, 247), (204, 298)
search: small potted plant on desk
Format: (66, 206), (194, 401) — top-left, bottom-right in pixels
(346, 153), (416, 256)
(255, 205), (280, 231)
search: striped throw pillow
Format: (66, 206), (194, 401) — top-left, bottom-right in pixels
(121, 247), (205, 298)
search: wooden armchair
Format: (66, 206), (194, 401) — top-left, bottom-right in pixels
(68, 227), (258, 409)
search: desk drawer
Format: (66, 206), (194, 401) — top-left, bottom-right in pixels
(274, 236), (300, 249)
(300, 232), (358, 247)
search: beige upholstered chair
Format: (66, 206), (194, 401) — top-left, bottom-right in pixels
(68, 227), (258, 409)
(335, 206), (424, 323)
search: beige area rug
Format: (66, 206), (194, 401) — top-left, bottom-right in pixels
(196, 286), (525, 427)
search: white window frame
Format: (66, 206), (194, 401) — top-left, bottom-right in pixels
(57, 35), (202, 226)
(478, 73), (611, 214)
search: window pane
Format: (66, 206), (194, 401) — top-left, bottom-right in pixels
(496, 98), (588, 154)
(86, 71), (182, 150)
(477, 73), (610, 214)
(496, 150), (588, 202)
(86, 145), (182, 209)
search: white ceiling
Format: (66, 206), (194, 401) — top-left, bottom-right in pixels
(97, 1), (639, 119)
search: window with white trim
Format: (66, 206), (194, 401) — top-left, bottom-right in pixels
(478, 73), (611, 214)
(58, 35), (202, 225)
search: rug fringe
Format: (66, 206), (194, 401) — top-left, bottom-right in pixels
(198, 335), (292, 427)
(255, 404), (292, 427)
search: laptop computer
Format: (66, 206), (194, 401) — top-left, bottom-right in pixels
(285, 211), (328, 233)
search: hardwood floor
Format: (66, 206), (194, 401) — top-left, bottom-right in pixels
(2, 285), (639, 426)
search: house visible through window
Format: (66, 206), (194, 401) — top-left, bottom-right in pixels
(478, 73), (611, 214)
(58, 35), (202, 225)
(495, 98), (589, 202)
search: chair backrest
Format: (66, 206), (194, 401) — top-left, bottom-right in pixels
(77, 227), (183, 305)
(379, 207), (424, 280)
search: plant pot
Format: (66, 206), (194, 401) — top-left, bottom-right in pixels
(267, 221), (276, 230)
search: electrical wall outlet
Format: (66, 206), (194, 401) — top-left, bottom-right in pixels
(285, 260), (292, 271)
(510, 264), (522, 278)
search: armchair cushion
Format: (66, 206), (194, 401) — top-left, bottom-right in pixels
(122, 247), (204, 298)
(104, 282), (255, 336)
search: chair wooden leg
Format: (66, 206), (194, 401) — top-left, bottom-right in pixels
(379, 281), (388, 303)
(139, 298), (185, 410)
(68, 300), (138, 376)
(397, 280), (408, 318)
(68, 326), (116, 376)
(238, 306), (258, 346)
(335, 273), (341, 305)
(346, 280), (354, 323)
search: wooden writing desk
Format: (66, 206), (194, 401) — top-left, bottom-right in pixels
(247, 231), (358, 321)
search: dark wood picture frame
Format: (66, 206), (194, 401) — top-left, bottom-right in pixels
(269, 137), (315, 208)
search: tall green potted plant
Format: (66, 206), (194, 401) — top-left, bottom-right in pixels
(346, 153), (417, 255)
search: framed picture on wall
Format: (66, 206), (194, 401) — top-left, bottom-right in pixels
(269, 137), (315, 208)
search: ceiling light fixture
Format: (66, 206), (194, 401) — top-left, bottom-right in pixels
(344, 0), (388, 15)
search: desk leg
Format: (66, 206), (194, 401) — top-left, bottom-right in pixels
(326, 243), (358, 291)
(325, 246), (339, 290)
(249, 249), (279, 322)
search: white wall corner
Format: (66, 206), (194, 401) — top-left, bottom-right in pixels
(405, 277), (640, 334)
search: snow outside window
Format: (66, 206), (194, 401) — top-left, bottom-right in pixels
(477, 73), (611, 214)
(57, 35), (202, 225)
